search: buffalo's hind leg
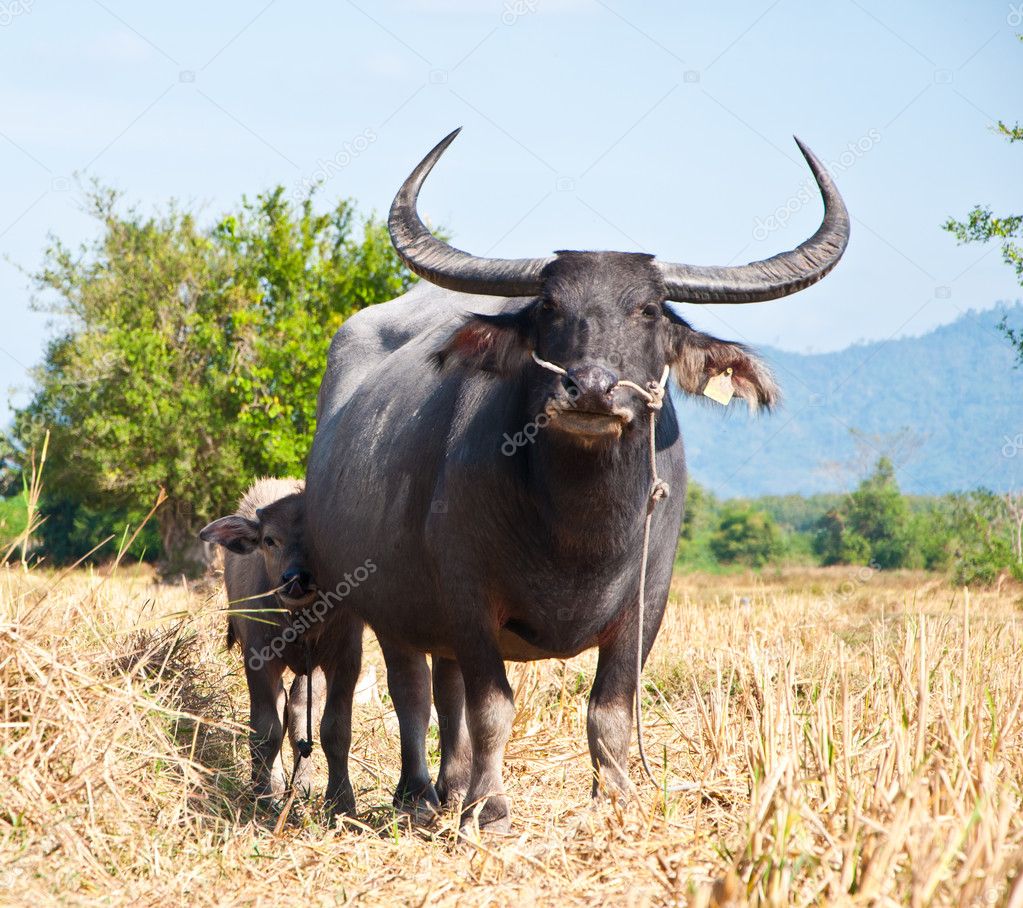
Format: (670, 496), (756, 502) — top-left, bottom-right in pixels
(321, 613), (363, 820)
(432, 656), (471, 810)
(380, 637), (440, 820)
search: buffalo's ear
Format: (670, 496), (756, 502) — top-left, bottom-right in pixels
(667, 312), (779, 411)
(199, 515), (260, 554)
(433, 305), (535, 374)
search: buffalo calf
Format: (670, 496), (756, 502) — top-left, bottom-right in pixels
(200, 478), (363, 811)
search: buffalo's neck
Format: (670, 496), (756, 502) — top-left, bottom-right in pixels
(528, 422), (654, 562)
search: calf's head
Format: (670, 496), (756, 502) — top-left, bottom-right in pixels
(389, 129), (849, 443)
(199, 492), (317, 608)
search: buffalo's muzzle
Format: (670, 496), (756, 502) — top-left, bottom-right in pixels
(547, 363), (632, 439)
(280, 569), (313, 602)
(562, 365), (618, 414)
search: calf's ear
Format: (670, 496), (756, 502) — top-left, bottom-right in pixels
(199, 515), (260, 554)
(434, 305), (535, 375)
(667, 313), (779, 411)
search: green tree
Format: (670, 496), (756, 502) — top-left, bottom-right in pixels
(906, 504), (952, 572)
(813, 508), (870, 566)
(942, 491), (1020, 586)
(33, 495), (159, 565)
(846, 457), (914, 568)
(709, 505), (781, 568)
(813, 457), (914, 568)
(679, 482), (718, 544)
(11, 184), (414, 573)
(0, 436), (19, 498)
(944, 60), (1023, 363)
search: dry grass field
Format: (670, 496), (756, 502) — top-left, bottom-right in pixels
(2, 563), (1023, 906)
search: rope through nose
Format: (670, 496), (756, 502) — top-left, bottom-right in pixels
(530, 350), (568, 375)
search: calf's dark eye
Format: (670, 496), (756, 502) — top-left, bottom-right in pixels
(263, 535), (276, 548)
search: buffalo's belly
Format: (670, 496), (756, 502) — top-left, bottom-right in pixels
(496, 626), (597, 662)
(406, 631), (597, 663)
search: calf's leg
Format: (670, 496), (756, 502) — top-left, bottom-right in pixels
(287, 666), (326, 796)
(244, 658), (288, 800)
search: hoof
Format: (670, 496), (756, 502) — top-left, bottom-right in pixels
(591, 768), (634, 803)
(435, 779), (467, 812)
(459, 795), (511, 836)
(291, 763), (316, 797)
(393, 780), (441, 825)
(252, 781), (287, 805)
(324, 781), (356, 820)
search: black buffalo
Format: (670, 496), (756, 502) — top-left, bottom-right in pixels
(305, 129), (849, 831)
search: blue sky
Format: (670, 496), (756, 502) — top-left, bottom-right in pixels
(2, 0), (1021, 419)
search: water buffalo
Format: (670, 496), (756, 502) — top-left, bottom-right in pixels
(306, 129), (849, 831)
(200, 478), (363, 806)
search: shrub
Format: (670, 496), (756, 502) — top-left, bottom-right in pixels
(709, 505), (782, 568)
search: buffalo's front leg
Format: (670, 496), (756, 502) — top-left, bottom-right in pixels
(244, 658), (287, 800)
(587, 591), (666, 799)
(321, 619), (363, 819)
(432, 656), (471, 810)
(287, 666), (326, 796)
(456, 635), (515, 834)
(586, 633), (638, 799)
(380, 637), (440, 818)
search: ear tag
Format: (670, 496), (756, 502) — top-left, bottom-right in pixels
(703, 367), (734, 406)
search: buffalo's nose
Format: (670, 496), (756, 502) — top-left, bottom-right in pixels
(282, 569), (311, 594)
(563, 365), (619, 409)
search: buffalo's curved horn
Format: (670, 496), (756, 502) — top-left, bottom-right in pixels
(656, 138), (850, 303)
(388, 128), (554, 297)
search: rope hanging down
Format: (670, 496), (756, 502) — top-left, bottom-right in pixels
(531, 351), (696, 793)
(293, 641), (315, 761)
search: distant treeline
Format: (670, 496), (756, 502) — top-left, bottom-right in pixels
(677, 457), (1023, 586)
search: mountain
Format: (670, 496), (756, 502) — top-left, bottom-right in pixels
(677, 302), (1023, 497)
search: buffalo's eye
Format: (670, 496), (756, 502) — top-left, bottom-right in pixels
(263, 535), (276, 548)
(540, 298), (558, 313)
(641, 303), (661, 319)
